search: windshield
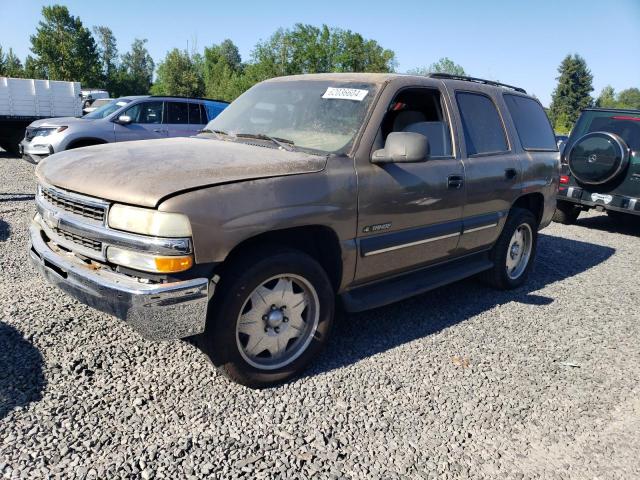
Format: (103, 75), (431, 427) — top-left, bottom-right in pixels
(205, 80), (378, 154)
(84, 99), (131, 119)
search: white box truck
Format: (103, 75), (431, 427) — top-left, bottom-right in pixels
(0, 77), (82, 154)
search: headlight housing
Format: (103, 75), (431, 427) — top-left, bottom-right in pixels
(108, 204), (192, 237)
(33, 126), (67, 137)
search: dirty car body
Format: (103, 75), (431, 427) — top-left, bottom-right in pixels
(30, 73), (559, 386)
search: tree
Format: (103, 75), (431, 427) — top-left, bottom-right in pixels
(111, 39), (155, 96)
(548, 54), (593, 133)
(24, 55), (47, 79)
(203, 40), (246, 101)
(596, 85), (617, 108)
(151, 48), (204, 97)
(29, 5), (101, 85)
(250, 23), (395, 79)
(4, 49), (24, 77)
(93, 26), (118, 93)
(617, 88), (640, 110)
(408, 57), (466, 76)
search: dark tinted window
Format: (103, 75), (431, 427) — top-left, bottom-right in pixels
(203, 101), (227, 122)
(188, 103), (202, 124)
(587, 116), (640, 150)
(504, 94), (556, 150)
(167, 102), (189, 124)
(456, 92), (508, 155)
(124, 101), (163, 124)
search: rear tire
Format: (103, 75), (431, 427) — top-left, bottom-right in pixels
(552, 201), (581, 225)
(482, 208), (538, 290)
(198, 247), (335, 388)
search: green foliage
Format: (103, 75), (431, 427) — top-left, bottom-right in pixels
(29, 5), (101, 85)
(549, 54), (593, 132)
(0, 46), (25, 77)
(111, 39), (155, 96)
(250, 24), (396, 78)
(408, 57), (466, 76)
(93, 26), (118, 93)
(595, 85), (616, 108)
(151, 49), (204, 97)
(202, 40), (246, 101)
(596, 85), (640, 110)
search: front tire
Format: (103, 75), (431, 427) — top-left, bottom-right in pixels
(200, 247), (335, 388)
(482, 208), (538, 290)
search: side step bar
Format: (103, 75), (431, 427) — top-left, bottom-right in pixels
(340, 252), (493, 313)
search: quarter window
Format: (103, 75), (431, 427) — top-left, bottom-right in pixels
(167, 102), (189, 124)
(504, 94), (556, 150)
(456, 92), (508, 155)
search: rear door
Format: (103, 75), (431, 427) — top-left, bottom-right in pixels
(451, 89), (520, 253)
(113, 101), (167, 142)
(166, 101), (200, 137)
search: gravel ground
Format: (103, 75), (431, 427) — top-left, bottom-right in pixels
(1, 149), (639, 479)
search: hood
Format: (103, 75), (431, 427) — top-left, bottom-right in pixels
(36, 137), (327, 208)
(29, 117), (90, 128)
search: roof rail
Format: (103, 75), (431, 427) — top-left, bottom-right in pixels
(148, 95), (229, 103)
(428, 73), (526, 94)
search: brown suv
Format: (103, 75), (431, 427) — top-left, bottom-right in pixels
(30, 73), (559, 387)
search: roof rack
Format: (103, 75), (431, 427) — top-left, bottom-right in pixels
(428, 73), (526, 94)
(149, 95), (229, 103)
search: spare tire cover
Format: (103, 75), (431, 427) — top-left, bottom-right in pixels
(568, 131), (629, 185)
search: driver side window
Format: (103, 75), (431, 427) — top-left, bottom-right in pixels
(375, 88), (453, 158)
(124, 101), (164, 124)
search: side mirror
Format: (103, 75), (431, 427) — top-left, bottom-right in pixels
(371, 132), (429, 164)
(116, 115), (132, 125)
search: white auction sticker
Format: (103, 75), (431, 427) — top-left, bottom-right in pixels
(322, 87), (369, 101)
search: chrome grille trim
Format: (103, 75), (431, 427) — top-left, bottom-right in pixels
(53, 227), (102, 252)
(40, 185), (107, 222)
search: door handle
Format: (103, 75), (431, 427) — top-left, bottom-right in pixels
(505, 168), (517, 180)
(447, 174), (464, 189)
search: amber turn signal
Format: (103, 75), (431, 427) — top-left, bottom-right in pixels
(154, 255), (193, 273)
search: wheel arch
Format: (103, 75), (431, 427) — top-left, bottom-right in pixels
(512, 192), (545, 226)
(219, 225), (343, 292)
(65, 137), (109, 150)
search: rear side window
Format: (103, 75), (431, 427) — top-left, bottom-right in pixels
(456, 92), (508, 155)
(504, 94), (556, 150)
(188, 103), (203, 124)
(167, 102), (189, 124)
(203, 101), (227, 122)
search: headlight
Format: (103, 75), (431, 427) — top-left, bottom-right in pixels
(108, 204), (192, 237)
(34, 126), (67, 137)
(107, 246), (193, 273)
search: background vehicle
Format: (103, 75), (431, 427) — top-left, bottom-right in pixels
(80, 89), (109, 110)
(20, 95), (229, 163)
(30, 73), (559, 387)
(553, 108), (640, 224)
(0, 77), (82, 154)
(83, 97), (113, 115)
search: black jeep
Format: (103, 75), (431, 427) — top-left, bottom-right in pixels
(554, 108), (640, 224)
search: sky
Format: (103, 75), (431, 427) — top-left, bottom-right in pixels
(0, 0), (638, 106)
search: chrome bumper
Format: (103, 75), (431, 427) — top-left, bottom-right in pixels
(29, 220), (210, 341)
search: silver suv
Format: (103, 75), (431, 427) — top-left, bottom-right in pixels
(20, 95), (228, 163)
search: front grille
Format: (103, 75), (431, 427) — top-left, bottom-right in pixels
(54, 227), (102, 252)
(42, 187), (106, 222)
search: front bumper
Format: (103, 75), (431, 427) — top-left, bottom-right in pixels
(558, 185), (640, 216)
(29, 219), (210, 341)
(20, 139), (53, 164)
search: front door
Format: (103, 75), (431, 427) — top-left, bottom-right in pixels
(114, 101), (168, 142)
(355, 87), (465, 283)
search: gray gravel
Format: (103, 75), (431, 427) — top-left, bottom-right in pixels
(1, 149), (640, 479)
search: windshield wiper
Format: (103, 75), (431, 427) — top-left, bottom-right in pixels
(199, 128), (229, 138)
(235, 133), (295, 151)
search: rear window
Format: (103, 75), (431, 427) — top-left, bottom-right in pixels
(585, 114), (640, 151)
(188, 103), (203, 124)
(456, 92), (509, 155)
(504, 94), (557, 151)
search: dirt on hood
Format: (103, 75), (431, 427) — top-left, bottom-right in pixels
(36, 137), (327, 207)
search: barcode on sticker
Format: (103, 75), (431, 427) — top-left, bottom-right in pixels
(322, 87), (369, 101)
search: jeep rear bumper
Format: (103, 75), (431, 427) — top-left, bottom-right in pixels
(558, 186), (640, 216)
